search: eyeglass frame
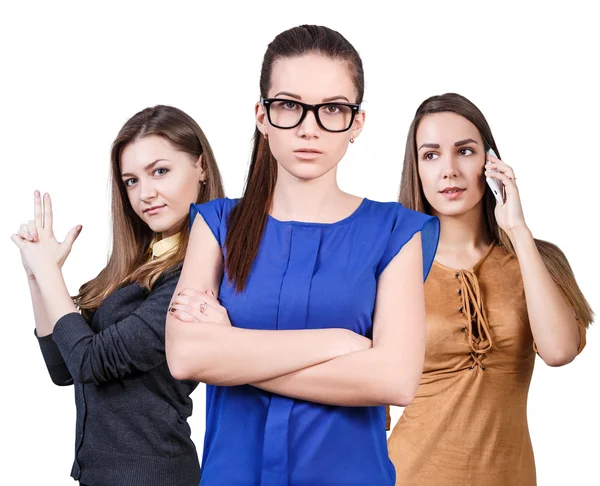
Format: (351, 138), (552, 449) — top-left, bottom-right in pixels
(260, 97), (362, 133)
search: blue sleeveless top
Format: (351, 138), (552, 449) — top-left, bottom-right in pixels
(190, 197), (439, 486)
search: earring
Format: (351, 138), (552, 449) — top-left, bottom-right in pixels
(263, 132), (268, 140)
(350, 137), (355, 144)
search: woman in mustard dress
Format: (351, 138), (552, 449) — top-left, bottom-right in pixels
(387, 93), (593, 486)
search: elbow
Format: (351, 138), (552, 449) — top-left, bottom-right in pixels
(380, 375), (419, 407)
(166, 345), (197, 381)
(542, 348), (578, 367)
(386, 387), (417, 407)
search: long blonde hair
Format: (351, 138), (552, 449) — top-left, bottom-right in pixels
(75, 105), (225, 317)
(399, 93), (593, 328)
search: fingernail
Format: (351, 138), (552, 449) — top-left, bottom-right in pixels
(78, 225), (82, 231)
(34, 190), (40, 197)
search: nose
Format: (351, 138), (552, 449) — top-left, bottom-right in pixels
(139, 179), (157, 202)
(296, 108), (321, 139)
(440, 154), (460, 180)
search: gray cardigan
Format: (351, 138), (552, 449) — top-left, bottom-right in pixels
(36, 268), (200, 486)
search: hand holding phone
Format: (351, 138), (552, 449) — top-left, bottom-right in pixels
(486, 148), (504, 205)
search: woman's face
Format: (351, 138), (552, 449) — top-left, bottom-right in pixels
(120, 135), (206, 237)
(416, 112), (487, 218)
(256, 53), (365, 182)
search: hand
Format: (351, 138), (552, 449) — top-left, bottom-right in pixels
(169, 288), (232, 326)
(10, 191), (82, 279)
(484, 154), (528, 235)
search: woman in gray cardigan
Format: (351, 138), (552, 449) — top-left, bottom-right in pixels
(11, 105), (224, 486)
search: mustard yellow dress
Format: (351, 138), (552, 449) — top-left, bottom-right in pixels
(387, 243), (586, 486)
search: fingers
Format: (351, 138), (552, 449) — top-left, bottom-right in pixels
(27, 220), (39, 241)
(485, 169), (517, 193)
(169, 303), (211, 322)
(18, 223), (35, 242)
(485, 161), (516, 180)
(169, 307), (202, 323)
(10, 234), (26, 249)
(43, 193), (53, 231)
(34, 190), (43, 227)
(63, 225), (82, 249)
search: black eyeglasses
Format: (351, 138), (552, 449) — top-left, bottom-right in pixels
(261, 97), (361, 133)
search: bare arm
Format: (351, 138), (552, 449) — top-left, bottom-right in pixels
(509, 227), (583, 366)
(165, 215), (372, 385)
(250, 233), (427, 407)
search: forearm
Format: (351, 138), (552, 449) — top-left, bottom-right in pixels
(509, 226), (581, 364)
(34, 265), (78, 327)
(166, 318), (367, 385)
(28, 278), (54, 337)
(29, 277), (74, 385)
(251, 344), (422, 407)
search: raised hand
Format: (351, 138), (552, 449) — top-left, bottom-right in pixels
(484, 154), (528, 235)
(11, 191), (82, 279)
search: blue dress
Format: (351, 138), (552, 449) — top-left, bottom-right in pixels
(190, 197), (439, 486)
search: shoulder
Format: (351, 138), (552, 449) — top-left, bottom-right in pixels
(190, 197), (240, 223)
(362, 199), (439, 233)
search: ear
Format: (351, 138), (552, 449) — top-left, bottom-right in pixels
(255, 101), (268, 137)
(349, 110), (366, 142)
(196, 154), (207, 182)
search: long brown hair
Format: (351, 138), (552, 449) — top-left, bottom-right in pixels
(225, 24), (365, 292)
(75, 105), (225, 316)
(399, 93), (593, 327)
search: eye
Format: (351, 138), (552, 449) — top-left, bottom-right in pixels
(153, 168), (169, 176)
(281, 101), (298, 110)
(423, 152), (439, 161)
(124, 178), (137, 187)
(459, 147), (474, 156)
(324, 104), (341, 114)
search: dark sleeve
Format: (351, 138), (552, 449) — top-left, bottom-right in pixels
(35, 329), (73, 386)
(51, 272), (180, 385)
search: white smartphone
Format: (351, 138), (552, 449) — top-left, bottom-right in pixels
(486, 148), (504, 205)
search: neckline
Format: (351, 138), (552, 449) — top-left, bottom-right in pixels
(433, 241), (496, 273)
(267, 197), (369, 227)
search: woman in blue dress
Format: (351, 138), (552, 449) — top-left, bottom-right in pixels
(166, 25), (440, 486)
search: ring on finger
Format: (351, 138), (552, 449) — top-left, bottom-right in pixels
(199, 302), (207, 314)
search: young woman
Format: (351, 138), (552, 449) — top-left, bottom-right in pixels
(165, 25), (439, 486)
(386, 93), (593, 485)
(12, 105), (224, 486)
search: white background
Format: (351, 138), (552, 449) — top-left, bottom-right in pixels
(1, 1), (598, 484)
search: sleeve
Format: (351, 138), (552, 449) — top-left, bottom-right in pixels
(35, 329), (73, 386)
(376, 206), (440, 281)
(51, 272), (180, 385)
(189, 198), (228, 246)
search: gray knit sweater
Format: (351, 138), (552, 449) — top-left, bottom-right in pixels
(36, 269), (200, 486)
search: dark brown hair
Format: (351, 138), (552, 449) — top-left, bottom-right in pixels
(399, 93), (593, 327)
(75, 105), (225, 316)
(225, 24), (364, 291)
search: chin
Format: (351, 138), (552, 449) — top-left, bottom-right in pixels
(281, 162), (335, 182)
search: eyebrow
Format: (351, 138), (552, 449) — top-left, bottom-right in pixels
(121, 159), (168, 178)
(273, 91), (351, 103)
(455, 138), (478, 147)
(418, 139), (479, 151)
(418, 143), (440, 150)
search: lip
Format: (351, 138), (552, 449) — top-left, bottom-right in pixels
(294, 148), (323, 160)
(439, 187), (466, 200)
(143, 205), (166, 215)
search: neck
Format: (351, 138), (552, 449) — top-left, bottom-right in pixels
(433, 201), (492, 253)
(271, 164), (345, 221)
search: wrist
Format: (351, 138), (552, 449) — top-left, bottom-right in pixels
(506, 224), (532, 243)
